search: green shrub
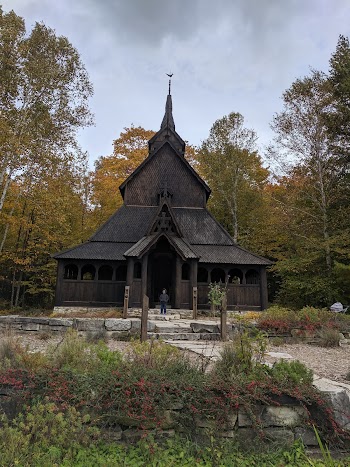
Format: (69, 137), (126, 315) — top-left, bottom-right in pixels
(0, 402), (99, 467)
(214, 330), (268, 379)
(0, 330), (49, 371)
(271, 360), (313, 386)
(318, 328), (341, 347)
(49, 329), (121, 373)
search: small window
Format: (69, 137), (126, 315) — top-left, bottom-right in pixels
(116, 264), (127, 281)
(64, 264), (78, 280)
(98, 265), (113, 281)
(197, 267), (208, 283)
(246, 269), (259, 285)
(134, 262), (141, 279)
(228, 268), (243, 284)
(182, 263), (190, 280)
(210, 268), (225, 283)
(81, 264), (96, 281)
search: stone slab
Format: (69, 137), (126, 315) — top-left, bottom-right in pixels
(74, 318), (105, 331)
(190, 322), (220, 333)
(48, 318), (74, 327)
(104, 319), (131, 331)
(263, 406), (307, 427)
(130, 319), (156, 332)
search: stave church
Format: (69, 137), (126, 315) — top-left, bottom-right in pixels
(54, 86), (271, 311)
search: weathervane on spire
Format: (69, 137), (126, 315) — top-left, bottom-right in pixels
(166, 73), (173, 95)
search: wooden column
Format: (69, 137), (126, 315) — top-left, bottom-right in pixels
(175, 256), (182, 309)
(259, 267), (268, 311)
(190, 259), (198, 309)
(54, 261), (65, 306)
(126, 257), (134, 286)
(220, 293), (228, 341)
(140, 254), (149, 342)
(141, 254), (148, 299)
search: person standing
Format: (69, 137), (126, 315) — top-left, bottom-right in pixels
(159, 288), (169, 315)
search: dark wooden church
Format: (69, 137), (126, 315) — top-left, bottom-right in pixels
(54, 90), (271, 310)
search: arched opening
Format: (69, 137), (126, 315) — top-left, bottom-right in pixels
(81, 264), (96, 281)
(182, 263), (190, 280)
(64, 264), (78, 280)
(228, 268), (243, 285)
(246, 269), (259, 285)
(197, 267), (208, 283)
(210, 268), (225, 283)
(134, 262), (141, 279)
(98, 265), (113, 281)
(116, 264), (127, 281)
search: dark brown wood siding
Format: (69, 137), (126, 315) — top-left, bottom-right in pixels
(125, 145), (205, 207)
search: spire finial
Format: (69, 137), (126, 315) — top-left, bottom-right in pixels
(166, 72), (173, 95)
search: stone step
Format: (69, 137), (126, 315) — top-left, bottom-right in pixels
(154, 322), (192, 333)
(147, 332), (221, 341)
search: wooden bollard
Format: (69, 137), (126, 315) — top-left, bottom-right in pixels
(192, 287), (198, 320)
(220, 293), (227, 341)
(123, 286), (130, 319)
(141, 294), (149, 342)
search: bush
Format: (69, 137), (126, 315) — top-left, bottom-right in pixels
(0, 402), (99, 466)
(214, 330), (268, 379)
(271, 360), (313, 386)
(0, 330), (48, 371)
(318, 328), (341, 347)
(49, 329), (121, 373)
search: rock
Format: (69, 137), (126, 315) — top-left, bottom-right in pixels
(21, 322), (41, 331)
(295, 427), (318, 446)
(190, 322), (220, 333)
(238, 407), (264, 427)
(48, 318), (74, 327)
(263, 406), (307, 427)
(200, 333), (221, 341)
(130, 319), (156, 332)
(195, 416), (217, 429)
(122, 428), (144, 443)
(74, 318), (105, 331)
(100, 425), (123, 442)
(264, 428), (295, 445)
(104, 319), (131, 331)
(313, 376), (350, 430)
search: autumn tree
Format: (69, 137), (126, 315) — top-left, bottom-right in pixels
(0, 7), (93, 212)
(197, 112), (269, 248)
(91, 126), (155, 222)
(268, 68), (350, 306)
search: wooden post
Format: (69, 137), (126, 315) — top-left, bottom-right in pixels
(141, 294), (149, 342)
(192, 287), (198, 320)
(220, 293), (227, 341)
(123, 285), (130, 319)
(175, 256), (182, 309)
(259, 267), (268, 311)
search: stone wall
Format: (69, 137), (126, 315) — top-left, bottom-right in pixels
(0, 386), (318, 447)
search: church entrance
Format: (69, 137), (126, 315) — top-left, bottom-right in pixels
(149, 237), (175, 307)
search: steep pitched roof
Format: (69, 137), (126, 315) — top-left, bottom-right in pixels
(53, 242), (133, 260)
(124, 233), (197, 260)
(90, 205), (158, 242)
(119, 140), (210, 200)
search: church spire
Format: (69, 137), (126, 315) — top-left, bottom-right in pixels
(161, 74), (175, 130)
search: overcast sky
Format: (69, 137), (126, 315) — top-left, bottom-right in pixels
(3, 0), (350, 166)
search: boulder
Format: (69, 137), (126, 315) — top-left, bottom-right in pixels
(313, 376), (350, 430)
(74, 318), (105, 331)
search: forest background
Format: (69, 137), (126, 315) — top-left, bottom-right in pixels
(0, 8), (349, 310)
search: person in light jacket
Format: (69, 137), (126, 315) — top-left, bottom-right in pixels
(159, 288), (169, 315)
